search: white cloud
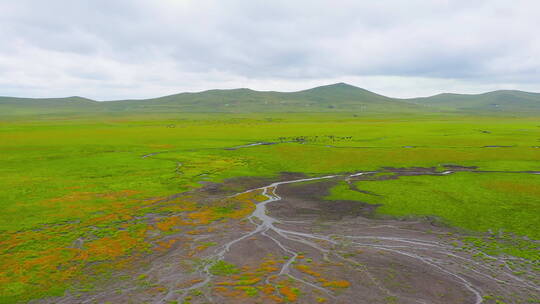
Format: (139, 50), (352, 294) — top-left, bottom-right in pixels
(0, 0), (538, 99)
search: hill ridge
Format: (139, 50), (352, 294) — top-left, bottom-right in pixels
(1, 83), (539, 114)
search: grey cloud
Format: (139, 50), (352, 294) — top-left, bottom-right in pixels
(0, 0), (538, 99)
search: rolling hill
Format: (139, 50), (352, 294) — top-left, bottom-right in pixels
(0, 96), (99, 116)
(1, 83), (539, 116)
(408, 90), (540, 112)
(103, 83), (424, 113)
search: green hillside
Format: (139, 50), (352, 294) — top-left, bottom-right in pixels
(104, 83), (425, 113)
(0, 96), (99, 116)
(409, 90), (540, 112)
(1, 83), (539, 117)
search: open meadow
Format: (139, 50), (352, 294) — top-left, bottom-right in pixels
(1, 112), (539, 303)
(3, 1), (540, 303)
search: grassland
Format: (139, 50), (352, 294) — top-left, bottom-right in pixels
(326, 172), (540, 260)
(1, 112), (539, 302)
(328, 172), (540, 238)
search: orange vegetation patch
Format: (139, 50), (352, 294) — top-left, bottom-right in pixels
(187, 210), (215, 225)
(0, 234), (24, 253)
(175, 278), (204, 289)
(217, 277), (261, 286)
(155, 239), (177, 252)
(155, 216), (185, 231)
(38, 190), (143, 222)
(0, 246), (82, 302)
(214, 286), (228, 293)
(86, 212), (133, 226)
(295, 264), (350, 289)
(189, 278), (204, 285)
(268, 295), (285, 303)
(214, 286), (244, 298)
(257, 259), (279, 273)
(321, 280), (350, 288)
(83, 231), (141, 261)
(279, 285), (298, 302)
(209, 258), (294, 302)
(1, 186), (268, 303)
(17, 248), (78, 281)
(186, 229), (205, 235)
(261, 284), (276, 295)
(295, 264), (321, 277)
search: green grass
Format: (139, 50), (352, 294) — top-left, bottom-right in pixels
(327, 172), (540, 239)
(209, 261), (240, 276)
(326, 172), (540, 260)
(0, 112), (539, 302)
(2, 113), (538, 232)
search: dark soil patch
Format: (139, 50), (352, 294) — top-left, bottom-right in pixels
(269, 180), (380, 221)
(442, 164), (478, 170)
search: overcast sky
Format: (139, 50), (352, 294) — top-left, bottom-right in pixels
(0, 0), (539, 100)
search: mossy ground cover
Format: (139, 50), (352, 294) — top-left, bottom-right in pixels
(1, 113), (539, 302)
(327, 173), (540, 239)
(326, 172), (540, 260)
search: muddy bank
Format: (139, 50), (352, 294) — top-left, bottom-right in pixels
(37, 169), (540, 304)
(269, 180), (379, 221)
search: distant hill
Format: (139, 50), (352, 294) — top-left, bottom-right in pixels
(103, 83), (425, 113)
(0, 96), (99, 116)
(1, 83), (539, 116)
(408, 90), (540, 112)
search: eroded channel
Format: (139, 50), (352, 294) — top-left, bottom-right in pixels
(43, 169), (539, 304)
(157, 171), (539, 304)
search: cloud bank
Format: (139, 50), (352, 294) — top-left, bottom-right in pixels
(0, 0), (538, 99)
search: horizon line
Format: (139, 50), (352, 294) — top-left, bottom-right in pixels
(1, 82), (538, 102)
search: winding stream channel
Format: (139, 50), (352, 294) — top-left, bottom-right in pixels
(158, 170), (539, 304)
